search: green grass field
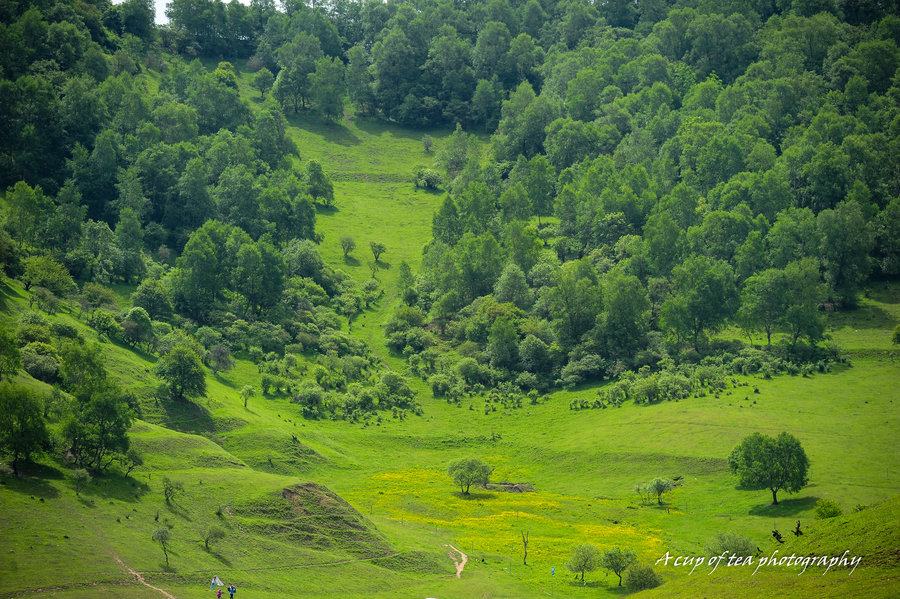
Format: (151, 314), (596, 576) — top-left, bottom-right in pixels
(1, 65), (898, 598)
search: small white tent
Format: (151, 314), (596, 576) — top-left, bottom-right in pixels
(209, 576), (224, 589)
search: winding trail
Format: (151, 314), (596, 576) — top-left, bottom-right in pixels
(444, 544), (468, 578)
(114, 556), (177, 599)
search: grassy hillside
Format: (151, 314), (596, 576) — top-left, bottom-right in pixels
(1, 67), (899, 598)
(2, 269), (897, 598)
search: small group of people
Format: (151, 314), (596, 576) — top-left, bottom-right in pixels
(209, 577), (237, 598)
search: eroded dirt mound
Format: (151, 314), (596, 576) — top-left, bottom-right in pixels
(484, 482), (535, 493)
(232, 482), (391, 557)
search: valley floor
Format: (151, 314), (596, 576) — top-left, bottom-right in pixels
(1, 110), (899, 598)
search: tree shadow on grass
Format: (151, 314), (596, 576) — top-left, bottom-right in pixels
(285, 112), (361, 146)
(76, 494), (97, 507)
(829, 302), (896, 331)
(214, 372), (238, 389)
(0, 279), (23, 311)
(353, 116), (442, 142)
(80, 474), (151, 503)
(867, 283), (900, 305)
(417, 186), (445, 196)
(565, 580), (603, 589)
(0, 467), (61, 499)
(105, 337), (157, 365)
(160, 398), (216, 435)
(343, 255), (361, 267)
(165, 501), (193, 522)
(208, 549), (232, 567)
(452, 491), (497, 501)
(316, 204), (339, 215)
(157, 560), (177, 573)
(748, 496), (819, 517)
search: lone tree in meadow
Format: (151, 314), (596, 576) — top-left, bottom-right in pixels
(152, 527), (171, 566)
(155, 346), (206, 402)
(162, 476), (184, 504)
(447, 457), (492, 494)
(240, 384), (255, 408)
(646, 477), (674, 505)
(600, 547), (636, 587)
(728, 432), (809, 505)
(204, 525), (225, 551)
(370, 241), (386, 263)
(566, 543), (599, 581)
(340, 236), (356, 258)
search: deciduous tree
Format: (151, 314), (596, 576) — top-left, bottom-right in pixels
(566, 543), (599, 582)
(447, 458), (492, 494)
(0, 382), (50, 475)
(728, 432), (809, 505)
(152, 527), (171, 566)
(370, 241), (386, 262)
(253, 67), (274, 98)
(600, 547), (636, 587)
(340, 236), (356, 258)
(155, 346), (206, 402)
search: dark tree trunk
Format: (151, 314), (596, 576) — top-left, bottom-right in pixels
(771, 488), (778, 505)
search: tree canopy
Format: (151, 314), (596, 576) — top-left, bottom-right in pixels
(447, 458), (492, 494)
(728, 432), (810, 505)
(155, 345), (207, 402)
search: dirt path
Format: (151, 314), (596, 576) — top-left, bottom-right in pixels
(114, 556), (178, 599)
(445, 544), (468, 578)
(135, 551), (402, 575)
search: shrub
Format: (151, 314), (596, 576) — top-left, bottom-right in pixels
(16, 323), (52, 346)
(293, 381), (325, 411)
(429, 374), (451, 397)
(50, 322), (80, 340)
(456, 357), (490, 386)
(73, 468), (91, 494)
(21, 342), (61, 383)
(815, 498), (843, 519)
(624, 563), (662, 590)
(558, 354), (605, 388)
(706, 531), (755, 558)
(515, 371), (539, 391)
(414, 167), (442, 190)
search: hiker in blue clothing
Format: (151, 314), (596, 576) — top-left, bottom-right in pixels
(228, 584), (236, 598)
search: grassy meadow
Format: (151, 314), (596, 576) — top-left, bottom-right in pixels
(0, 64), (898, 599)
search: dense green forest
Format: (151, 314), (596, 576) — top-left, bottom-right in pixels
(2, 0), (900, 434)
(1, 0), (900, 596)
